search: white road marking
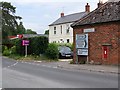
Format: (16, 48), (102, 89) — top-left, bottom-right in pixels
(6, 62), (18, 68)
(53, 66), (57, 69)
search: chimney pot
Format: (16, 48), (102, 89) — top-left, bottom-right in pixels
(61, 12), (64, 17)
(85, 3), (90, 12)
(98, 1), (104, 8)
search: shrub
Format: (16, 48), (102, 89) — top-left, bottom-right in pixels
(3, 46), (11, 56)
(45, 43), (59, 60)
(10, 46), (16, 54)
(70, 60), (74, 64)
(2, 45), (5, 53)
(28, 36), (48, 55)
(79, 60), (86, 64)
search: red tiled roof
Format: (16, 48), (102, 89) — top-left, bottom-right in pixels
(71, 1), (120, 27)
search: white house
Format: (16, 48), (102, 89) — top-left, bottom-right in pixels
(49, 3), (90, 43)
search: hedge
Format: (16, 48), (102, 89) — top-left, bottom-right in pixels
(11, 36), (48, 56)
(45, 43), (59, 60)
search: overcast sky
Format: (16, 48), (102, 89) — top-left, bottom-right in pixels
(3, 0), (108, 34)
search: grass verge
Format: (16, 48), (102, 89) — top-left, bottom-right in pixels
(7, 54), (58, 62)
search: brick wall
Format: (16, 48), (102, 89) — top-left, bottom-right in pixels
(73, 21), (120, 65)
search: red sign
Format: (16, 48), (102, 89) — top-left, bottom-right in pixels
(22, 40), (29, 46)
(17, 34), (23, 39)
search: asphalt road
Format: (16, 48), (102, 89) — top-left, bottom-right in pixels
(2, 56), (118, 88)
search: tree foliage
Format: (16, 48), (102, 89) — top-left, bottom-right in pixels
(44, 30), (49, 35)
(17, 22), (26, 34)
(26, 29), (37, 34)
(1, 2), (22, 44)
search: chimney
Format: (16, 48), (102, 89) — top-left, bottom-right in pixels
(85, 3), (90, 12)
(98, 0), (104, 8)
(61, 12), (64, 17)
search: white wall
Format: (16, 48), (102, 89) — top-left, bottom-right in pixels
(49, 22), (73, 43)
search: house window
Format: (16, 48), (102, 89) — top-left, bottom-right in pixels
(66, 24), (70, 34)
(67, 39), (70, 43)
(60, 25), (62, 34)
(60, 39), (64, 43)
(54, 27), (56, 34)
(60, 39), (63, 41)
(66, 29), (69, 34)
(53, 41), (56, 43)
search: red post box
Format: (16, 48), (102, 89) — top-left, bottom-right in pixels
(103, 46), (107, 59)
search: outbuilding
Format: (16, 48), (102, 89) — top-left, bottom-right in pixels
(71, 1), (120, 65)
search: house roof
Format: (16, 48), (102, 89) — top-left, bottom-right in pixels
(23, 34), (48, 38)
(71, 1), (120, 27)
(49, 12), (88, 26)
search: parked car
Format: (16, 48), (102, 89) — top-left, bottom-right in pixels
(58, 46), (73, 58)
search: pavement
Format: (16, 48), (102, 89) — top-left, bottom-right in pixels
(56, 59), (119, 74)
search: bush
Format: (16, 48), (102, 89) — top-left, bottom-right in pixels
(10, 46), (16, 54)
(70, 60), (74, 64)
(45, 43), (59, 60)
(3, 46), (11, 56)
(79, 60), (86, 64)
(28, 36), (48, 55)
(2, 45), (5, 53)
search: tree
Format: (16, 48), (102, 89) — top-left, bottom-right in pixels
(44, 30), (49, 35)
(17, 22), (26, 34)
(26, 29), (37, 34)
(1, 2), (22, 44)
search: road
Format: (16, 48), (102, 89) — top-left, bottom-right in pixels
(2, 56), (118, 88)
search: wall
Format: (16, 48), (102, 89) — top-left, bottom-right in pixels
(49, 22), (73, 43)
(73, 21), (120, 65)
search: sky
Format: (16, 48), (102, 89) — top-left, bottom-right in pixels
(3, 0), (108, 34)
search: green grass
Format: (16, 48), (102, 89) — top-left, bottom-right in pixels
(7, 54), (58, 62)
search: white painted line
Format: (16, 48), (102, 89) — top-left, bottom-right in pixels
(53, 66), (57, 69)
(7, 62), (18, 68)
(13, 62), (18, 66)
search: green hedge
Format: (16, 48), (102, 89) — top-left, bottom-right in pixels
(3, 46), (11, 56)
(45, 43), (59, 60)
(11, 36), (48, 56)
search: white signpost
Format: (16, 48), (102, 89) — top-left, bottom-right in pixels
(22, 40), (29, 57)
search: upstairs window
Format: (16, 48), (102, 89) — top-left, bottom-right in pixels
(60, 25), (62, 34)
(54, 27), (56, 34)
(66, 24), (70, 34)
